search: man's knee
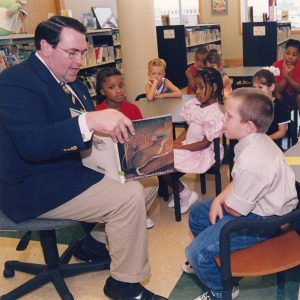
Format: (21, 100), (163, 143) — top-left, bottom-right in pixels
(122, 181), (145, 210)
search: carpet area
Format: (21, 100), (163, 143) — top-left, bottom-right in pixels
(169, 266), (300, 300)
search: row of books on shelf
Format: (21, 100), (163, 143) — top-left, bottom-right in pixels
(112, 31), (121, 45)
(186, 44), (221, 64)
(277, 26), (290, 44)
(81, 45), (115, 68)
(185, 28), (220, 47)
(0, 45), (33, 72)
(79, 75), (97, 97)
(115, 61), (123, 73)
(79, 62), (123, 98)
(114, 47), (122, 59)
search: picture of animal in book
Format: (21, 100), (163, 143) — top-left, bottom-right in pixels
(118, 115), (174, 180)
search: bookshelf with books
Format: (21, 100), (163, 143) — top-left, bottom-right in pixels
(156, 23), (222, 88)
(112, 28), (123, 73)
(79, 28), (119, 97)
(0, 29), (123, 98)
(242, 21), (291, 67)
(81, 29), (115, 70)
(0, 34), (35, 72)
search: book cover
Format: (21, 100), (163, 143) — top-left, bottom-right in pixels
(118, 115), (174, 181)
(70, 109), (174, 183)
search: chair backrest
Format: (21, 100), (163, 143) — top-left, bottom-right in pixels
(286, 119), (298, 148)
(135, 93), (147, 101)
(216, 208), (300, 298)
(213, 137), (221, 168)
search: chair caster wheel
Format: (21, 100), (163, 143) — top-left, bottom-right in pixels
(63, 294), (74, 300)
(3, 268), (15, 278)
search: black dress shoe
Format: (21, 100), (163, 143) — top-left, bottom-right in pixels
(73, 235), (111, 264)
(104, 276), (168, 300)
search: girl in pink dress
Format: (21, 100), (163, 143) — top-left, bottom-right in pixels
(162, 67), (224, 214)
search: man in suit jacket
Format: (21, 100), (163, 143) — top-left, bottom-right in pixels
(0, 16), (166, 300)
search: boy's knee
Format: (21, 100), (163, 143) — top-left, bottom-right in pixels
(189, 201), (208, 224)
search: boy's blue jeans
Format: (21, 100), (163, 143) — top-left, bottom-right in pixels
(186, 198), (275, 299)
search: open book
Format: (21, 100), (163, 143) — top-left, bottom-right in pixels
(71, 109), (174, 183)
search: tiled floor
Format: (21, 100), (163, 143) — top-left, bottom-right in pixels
(2, 164), (299, 300)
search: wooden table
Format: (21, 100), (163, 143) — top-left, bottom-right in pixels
(285, 143), (300, 207)
(285, 143), (300, 183)
(224, 66), (262, 89)
(135, 94), (194, 123)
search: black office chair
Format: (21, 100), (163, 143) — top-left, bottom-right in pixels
(135, 93), (147, 101)
(285, 119), (298, 149)
(215, 208), (300, 300)
(160, 138), (222, 222)
(199, 138), (222, 195)
(0, 209), (109, 300)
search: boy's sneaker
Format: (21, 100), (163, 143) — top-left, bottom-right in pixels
(194, 286), (240, 300)
(146, 217), (154, 229)
(182, 261), (195, 274)
(194, 292), (213, 300)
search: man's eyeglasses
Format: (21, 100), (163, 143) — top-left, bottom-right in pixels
(57, 46), (88, 59)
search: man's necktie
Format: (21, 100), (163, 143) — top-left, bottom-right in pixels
(61, 83), (76, 105)
(60, 83), (86, 112)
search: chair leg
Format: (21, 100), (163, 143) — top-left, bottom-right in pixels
(1, 230), (110, 300)
(215, 171), (222, 195)
(51, 269), (74, 300)
(158, 176), (169, 201)
(1, 269), (53, 300)
(276, 271), (285, 289)
(200, 174), (206, 194)
(172, 124), (176, 140)
(171, 173), (181, 222)
(4, 261), (45, 276)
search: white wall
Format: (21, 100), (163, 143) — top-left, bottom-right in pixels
(116, 0), (158, 101)
(200, 0), (243, 64)
(63, 0), (118, 21)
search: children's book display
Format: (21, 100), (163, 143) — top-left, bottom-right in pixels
(71, 109), (174, 183)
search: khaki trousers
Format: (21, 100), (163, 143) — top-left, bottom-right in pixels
(39, 176), (151, 283)
(89, 177), (158, 244)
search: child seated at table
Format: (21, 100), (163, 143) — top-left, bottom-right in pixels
(161, 67), (224, 214)
(205, 50), (232, 100)
(185, 47), (208, 94)
(95, 67), (157, 229)
(145, 58), (182, 101)
(272, 39), (300, 110)
(185, 87), (298, 300)
(253, 68), (290, 149)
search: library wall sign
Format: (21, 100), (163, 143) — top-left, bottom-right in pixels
(163, 29), (175, 39)
(253, 26), (266, 36)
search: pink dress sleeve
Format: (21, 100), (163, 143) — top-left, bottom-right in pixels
(180, 98), (198, 125)
(201, 105), (224, 141)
